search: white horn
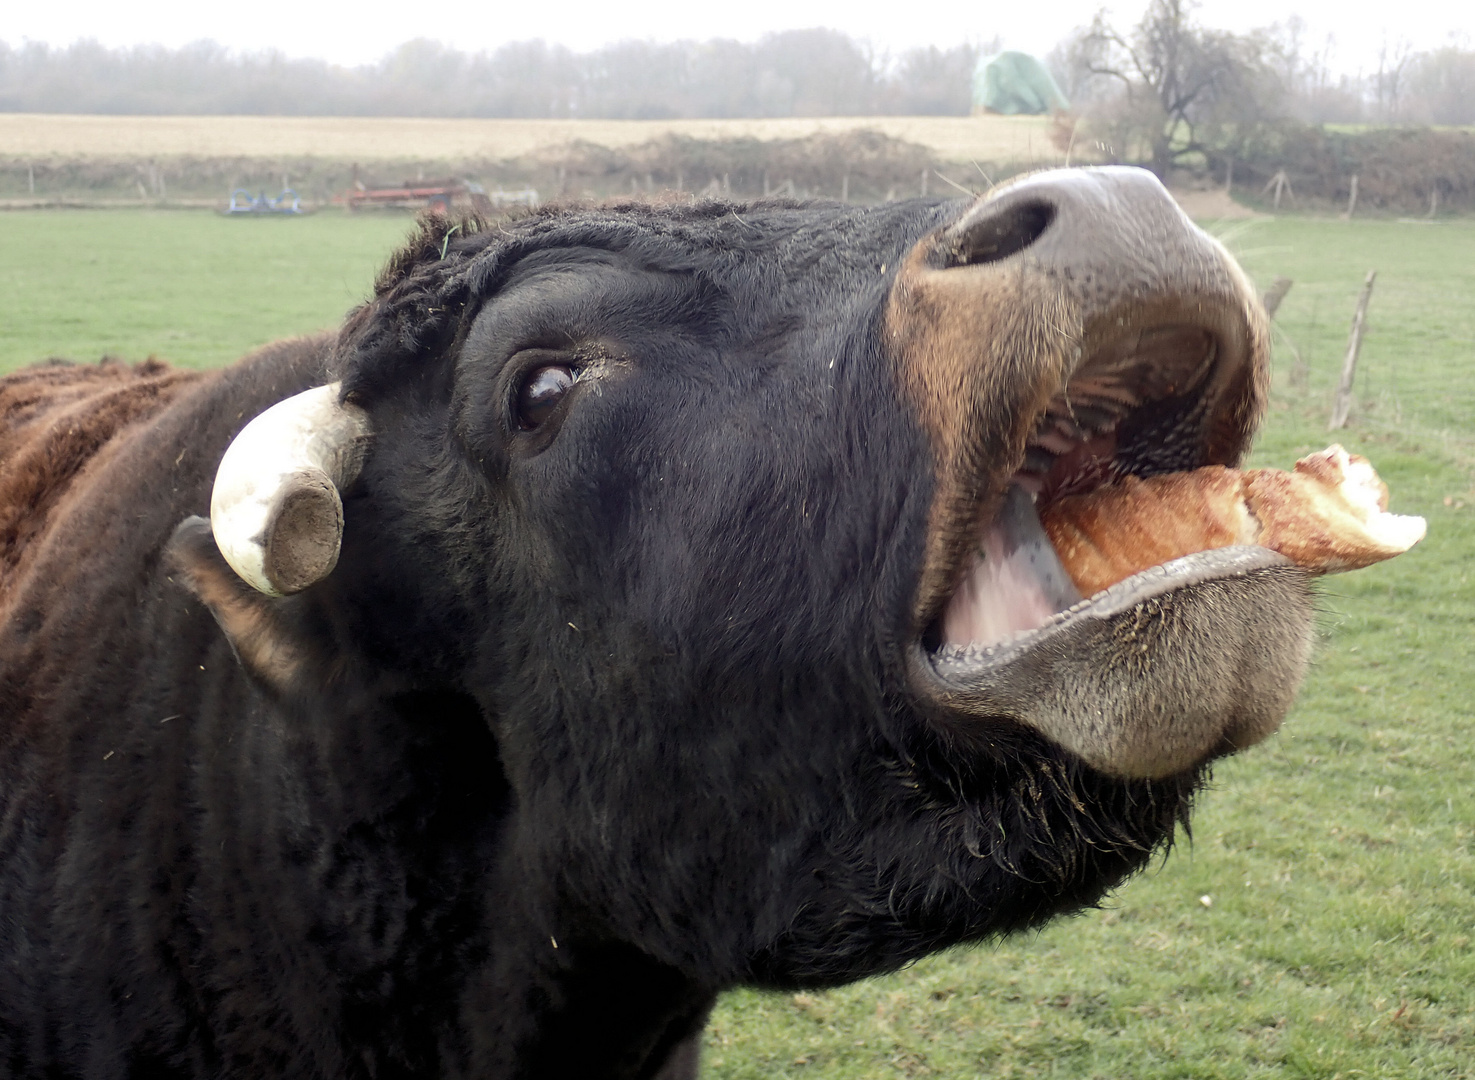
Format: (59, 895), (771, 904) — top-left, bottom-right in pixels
(210, 382), (372, 596)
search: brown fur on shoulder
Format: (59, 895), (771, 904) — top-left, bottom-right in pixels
(0, 358), (204, 591)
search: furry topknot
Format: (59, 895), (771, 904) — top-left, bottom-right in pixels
(335, 210), (500, 402)
(369, 210), (496, 297)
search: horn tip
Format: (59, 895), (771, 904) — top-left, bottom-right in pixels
(262, 471), (344, 596)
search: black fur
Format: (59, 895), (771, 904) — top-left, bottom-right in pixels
(0, 200), (1202, 1079)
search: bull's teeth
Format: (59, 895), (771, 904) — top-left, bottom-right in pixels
(1034, 428), (1078, 455)
(1069, 404), (1124, 433)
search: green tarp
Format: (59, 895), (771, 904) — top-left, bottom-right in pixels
(972, 51), (1070, 115)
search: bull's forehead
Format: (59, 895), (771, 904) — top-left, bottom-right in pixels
(480, 200), (954, 326)
(345, 199), (966, 412)
(441, 200), (963, 443)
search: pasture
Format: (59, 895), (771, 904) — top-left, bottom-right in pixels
(1, 206), (1471, 1077)
(0, 211), (408, 370)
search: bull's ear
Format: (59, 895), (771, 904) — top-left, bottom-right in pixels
(166, 516), (336, 696)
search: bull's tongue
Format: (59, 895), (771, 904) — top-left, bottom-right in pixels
(941, 485), (1082, 647)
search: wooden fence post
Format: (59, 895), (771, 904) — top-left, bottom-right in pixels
(1263, 170), (1292, 211)
(1342, 174), (1359, 219)
(1329, 270), (1376, 430)
(1288, 339), (1309, 389)
(1262, 276), (1303, 389)
(1262, 277), (1293, 320)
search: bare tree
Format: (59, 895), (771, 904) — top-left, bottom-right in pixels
(1063, 0), (1281, 177)
(879, 43), (989, 116)
(1371, 37), (1415, 122)
(1259, 18), (1364, 124)
(1405, 47), (1475, 125)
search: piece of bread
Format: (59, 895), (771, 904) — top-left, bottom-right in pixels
(1039, 445), (1426, 597)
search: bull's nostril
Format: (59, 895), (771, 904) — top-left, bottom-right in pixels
(947, 201), (1055, 268)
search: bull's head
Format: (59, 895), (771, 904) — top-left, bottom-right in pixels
(178, 167), (1312, 989)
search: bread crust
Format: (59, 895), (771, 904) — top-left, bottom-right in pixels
(1039, 446), (1425, 597)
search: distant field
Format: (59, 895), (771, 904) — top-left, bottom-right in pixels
(1, 208), (1471, 1076)
(0, 210), (411, 370)
(0, 113), (1070, 167)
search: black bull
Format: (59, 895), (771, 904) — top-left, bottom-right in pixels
(0, 168), (1313, 1078)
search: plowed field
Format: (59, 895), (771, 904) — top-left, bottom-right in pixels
(0, 113), (1068, 165)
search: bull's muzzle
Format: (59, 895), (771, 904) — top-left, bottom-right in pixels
(889, 166), (1307, 780)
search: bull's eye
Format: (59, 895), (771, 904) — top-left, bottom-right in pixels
(515, 365), (575, 430)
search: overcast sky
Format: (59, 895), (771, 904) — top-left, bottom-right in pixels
(6, 0), (1470, 77)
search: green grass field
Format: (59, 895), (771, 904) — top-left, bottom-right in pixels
(2, 207), (1472, 1077)
(0, 210), (410, 371)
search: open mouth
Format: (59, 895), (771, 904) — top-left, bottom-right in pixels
(928, 321), (1248, 662)
(908, 300), (1422, 779)
(886, 169), (1339, 778)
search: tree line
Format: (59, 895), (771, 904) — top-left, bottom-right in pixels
(0, 31), (984, 118)
(3, 20), (1472, 125)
